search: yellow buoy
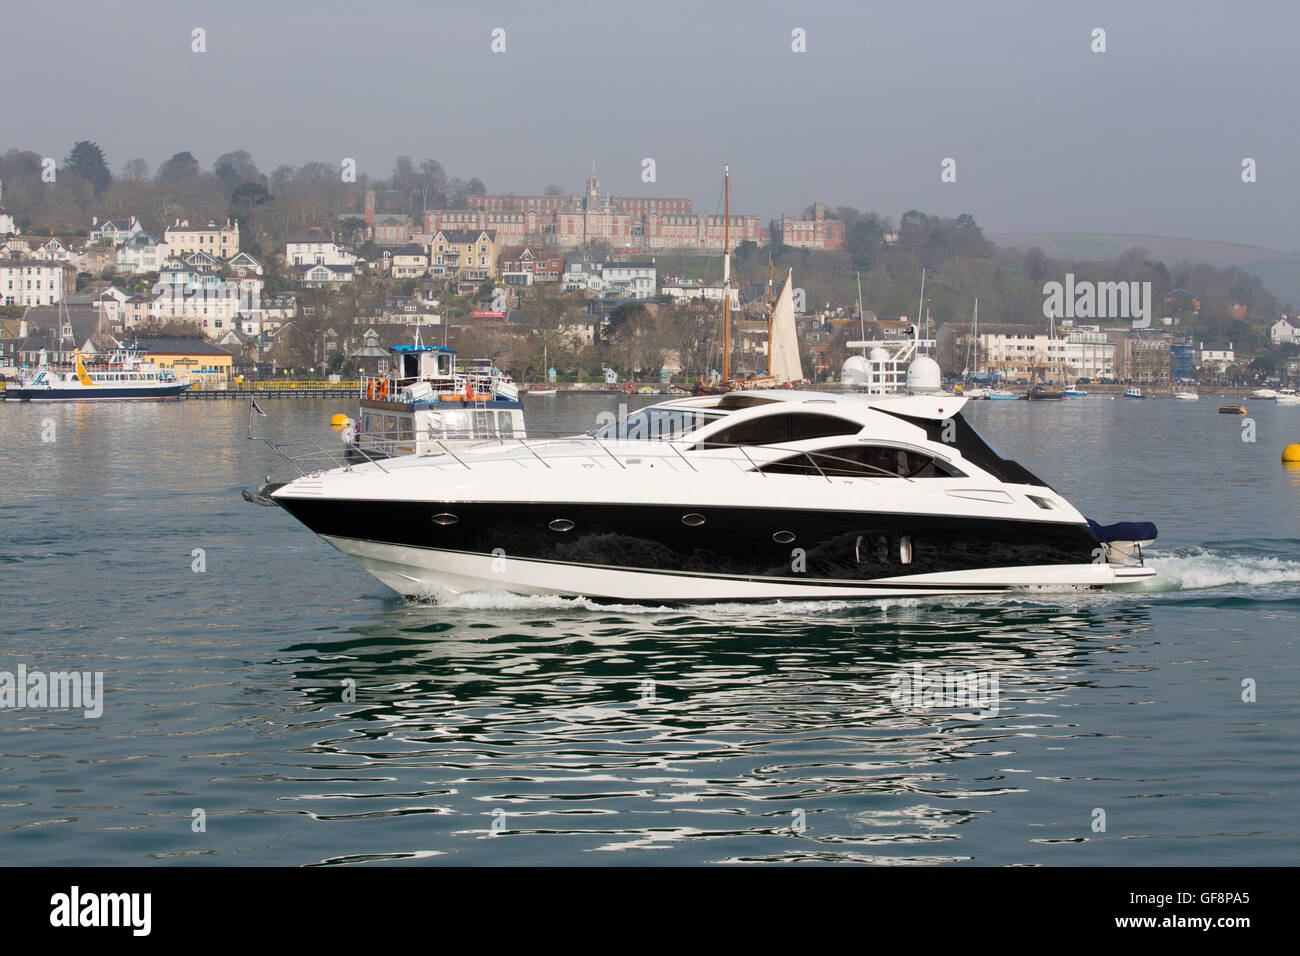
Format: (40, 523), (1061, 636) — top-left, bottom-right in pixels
(330, 413), (352, 428)
(1283, 444), (1300, 463)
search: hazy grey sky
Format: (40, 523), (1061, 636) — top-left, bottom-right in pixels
(5, 0), (1298, 250)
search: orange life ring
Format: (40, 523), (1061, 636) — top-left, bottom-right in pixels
(367, 381), (374, 399)
(378, 380), (388, 400)
(465, 379), (472, 401)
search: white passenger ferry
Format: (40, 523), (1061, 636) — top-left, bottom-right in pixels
(10, 347), (191, 402)
(351, 343), (525, 458)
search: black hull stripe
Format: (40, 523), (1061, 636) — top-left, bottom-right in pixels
(327, 537), (1032, 591)
(13, 385), (189, 401)
(282, 498), (1102, 583)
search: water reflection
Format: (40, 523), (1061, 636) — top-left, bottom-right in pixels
(264, 599), (1152, 864)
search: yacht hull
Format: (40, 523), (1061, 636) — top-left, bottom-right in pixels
(275, 496), (1148, 602)
(319, 535), (1150, 602)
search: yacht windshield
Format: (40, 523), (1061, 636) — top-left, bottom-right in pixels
(587, 407), (724, 441)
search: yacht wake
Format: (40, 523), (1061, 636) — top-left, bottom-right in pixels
(1140, 547), (1300, 592)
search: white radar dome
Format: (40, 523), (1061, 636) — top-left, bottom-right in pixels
(841, 355), (869, 386)
(906, 355), (942, 393)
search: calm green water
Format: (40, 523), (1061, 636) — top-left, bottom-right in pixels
(1, 393), (1298, 865)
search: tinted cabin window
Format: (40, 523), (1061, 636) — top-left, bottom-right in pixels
(759, 445), (963, 478)
(882, 410), (1048, 487)
(701, 412), (861, 449)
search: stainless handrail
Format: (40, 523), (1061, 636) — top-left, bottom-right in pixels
(253, 430), (945, 483)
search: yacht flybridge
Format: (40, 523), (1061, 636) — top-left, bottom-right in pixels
(256, 388), (1158, 603)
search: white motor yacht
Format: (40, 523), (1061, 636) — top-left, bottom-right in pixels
(259, 389), (1158, 602)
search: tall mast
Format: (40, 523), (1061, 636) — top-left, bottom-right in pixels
(766, 253), (774, 368)
(916, 268), (926, 348)
(722, 164), (731, 383)
(856, 272), (866, 356)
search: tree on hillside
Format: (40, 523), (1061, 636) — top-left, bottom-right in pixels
(609, 305), (668, 376)
(1023, 246), (1049, 282)
(158, 151), (200, 182)
(521, 281), (581, 374)
(65, 141), (112, 196)
(122, 157), (150, 181)
(417, 159), (448, 210)
(391, 156), (416, 212)
(230, 181), (271, 214)
(845, 215), (884, 271)
(214, 150), (262, 195)
(665, 302), (717, 379)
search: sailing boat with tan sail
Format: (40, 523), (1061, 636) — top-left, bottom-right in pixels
(695, 166), (805, 392)
(740, 267), (804, 389)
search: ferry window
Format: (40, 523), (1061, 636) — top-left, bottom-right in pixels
(474, 409), (494, 437)
(399, 418), (414, 441)
(445, 412), (471, 439)
(425, 413), (442, 439)
(497, 410), (515, 438)
(702, 412), (861, 449)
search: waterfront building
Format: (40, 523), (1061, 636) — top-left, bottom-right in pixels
(424, 166), (764, 252)
(115, 231), (170, 274)
(285, 230), (356, 269)
(89, 215), (142, 245)
(1270, 318), (1299, 346)
(429, 229), (497, 281)
(389, 243), (429, 279)
(1196, 342), (1235, 370)
(139, 337), (234, 386)
(0, 259), (72, 306)
(500, 246), (564, 285)
(164, 218), (240, 259)
(771, 201), (844, 249)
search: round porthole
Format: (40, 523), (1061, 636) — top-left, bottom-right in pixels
(772, 530), (796, 544)
(548, 518), (575, 532)
(682, 513), (706, 527)
(431, 513), (458, 526)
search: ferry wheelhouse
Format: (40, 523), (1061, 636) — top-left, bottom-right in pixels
(353, 343), (524, 458)
(10, 347), (191, 402)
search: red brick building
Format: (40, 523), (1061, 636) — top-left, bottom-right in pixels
(772, 201), (844, 249)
